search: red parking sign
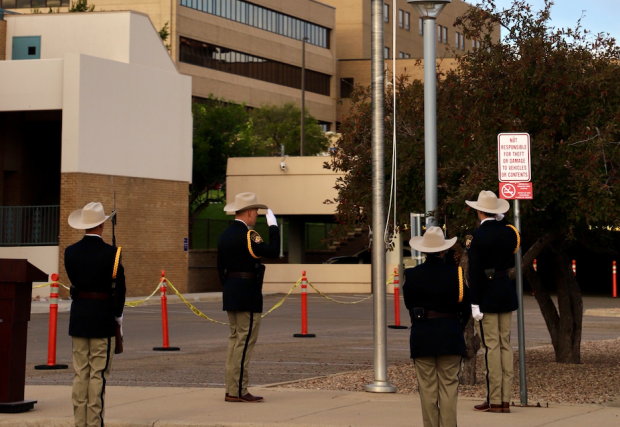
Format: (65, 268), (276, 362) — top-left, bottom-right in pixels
(500, 182), (533, 199)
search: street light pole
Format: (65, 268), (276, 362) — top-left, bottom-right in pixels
(301, 31), (307, 156)
(408, 0), (450, 227)
(365, 0), (396, 394)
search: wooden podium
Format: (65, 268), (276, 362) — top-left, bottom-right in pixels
(0, 259), (47, 413)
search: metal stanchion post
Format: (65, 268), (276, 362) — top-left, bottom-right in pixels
(294, 271), (315, 338)
(153, 270), (180, 351)
(613, 261), (617, 298)
(514, 200), (527, 405)
(388, 268), (407, 329)
(35, 274), (68, 370)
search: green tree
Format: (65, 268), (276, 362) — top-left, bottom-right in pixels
(190, 96), (258, 242)
(326, 0), (620, 364)
(250, 102), (329, 156)
(158, 22), (171, 51)
(68, 0), (95, 12)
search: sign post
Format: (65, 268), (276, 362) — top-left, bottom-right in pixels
(498, 132), (531, 406)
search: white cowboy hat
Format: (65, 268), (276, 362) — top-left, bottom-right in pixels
(409, 226), (457, 253)
(68, 202), (111, 230)
(224, 192), (269, 214)
(465, 190), (510, 214)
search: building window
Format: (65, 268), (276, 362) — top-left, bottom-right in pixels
(179, 36), (331, 96)
(405, 12), (410, 30)
(398, 10), (403, 28)
(399, 51), (404, 58)
(437, 25), (442, 42)
(405, 53), (411, 58)
(443, 27), (448, 44)
(384, 3), (389, 23)
(0, 0), (70, 7)
(419, 18), (423, 35)
(340, 77), (354, 99)
(384, 46), (390, 59)
(318, 121), (331, 132)
(455, 31), (460, 49)
(179, 0), (330, 49)
(461, 34), (465, 50)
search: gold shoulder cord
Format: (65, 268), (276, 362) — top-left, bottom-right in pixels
(113, 247), (122, 279)
(458, 266), (464, 303)
(506, 224), (521, 254)
(247, 231), (260, 259)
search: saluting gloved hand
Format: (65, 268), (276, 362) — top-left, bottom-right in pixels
(266, 209), (278, 227)
(472, 305), (484, 321)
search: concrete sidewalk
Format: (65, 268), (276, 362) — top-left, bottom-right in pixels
(1, 385), (619, 427)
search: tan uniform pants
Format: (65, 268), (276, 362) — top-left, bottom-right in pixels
(225, 311), (262, 397)
(476, 312), (513, 404)
(72, 336), (115, 427)
(414, 355), (462, 427)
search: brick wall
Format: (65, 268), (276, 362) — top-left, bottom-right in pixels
(58, 173), (189, 297)
(0, 19), (6, 61)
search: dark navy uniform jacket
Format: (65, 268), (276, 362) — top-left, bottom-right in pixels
(217, 220), (280, 313)
(467, 218), (520, 313)
(65, 236), (126, 338)
(403, 255), (471, 359)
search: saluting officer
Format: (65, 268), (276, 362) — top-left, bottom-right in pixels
(403, 226), (471, 427)
(65, 202), (126, 427)
(465, 191), (520, 413)
(218, 192), (280, 403)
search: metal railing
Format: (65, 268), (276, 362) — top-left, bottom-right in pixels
(0, 206), (60, 246)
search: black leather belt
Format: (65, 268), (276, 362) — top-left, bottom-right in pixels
(77, 292), (110, 301)
(228, 272), (255, 279)
(427, 310), (458, 319)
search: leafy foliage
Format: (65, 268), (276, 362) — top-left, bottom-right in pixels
(69, 0), (95, 12)
(250, 102), (329, 156)
(326, 0), (620, 362)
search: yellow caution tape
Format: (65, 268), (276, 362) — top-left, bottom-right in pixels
(165, 277), (302, 325)
(33, 281), (71, 290)
(125, 282), (162, 307)
(306, 280), (373, 305)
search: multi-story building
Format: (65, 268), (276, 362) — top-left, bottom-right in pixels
(0, 0), (338, 130)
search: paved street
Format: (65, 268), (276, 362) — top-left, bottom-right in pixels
(25, 294), (620, 388)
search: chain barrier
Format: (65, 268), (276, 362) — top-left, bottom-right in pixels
(125, 282), (162, 307)
(165, 277), (302, 325)
(305, 273), (395, 305)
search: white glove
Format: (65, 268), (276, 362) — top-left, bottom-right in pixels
(472, 305), (484, 321)
(495, 213), (505, 221)
(115, 315), (123, 336)
(266, 209), (278, 227)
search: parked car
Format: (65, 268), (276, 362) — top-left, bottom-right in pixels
(323, 249), (371, 264)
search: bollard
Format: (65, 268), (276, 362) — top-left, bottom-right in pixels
(35, 274), (68, 370)
(153, 270), (180, 351)
(294, 271), (315, 338)
(388, 268), (407, 329)
(572, 260), (576, 276)
(613, 261), (617, 298)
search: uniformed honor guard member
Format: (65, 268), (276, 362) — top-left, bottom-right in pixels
(403, 226), (471, 427)
(65, 202), (126, 427)
(218, 193), (280, 403)
(465, 191), (520, 413)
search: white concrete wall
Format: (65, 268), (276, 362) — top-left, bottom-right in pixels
(60, 53), (193, 182)
(0, 246), (60, 299)
(0, 59), (63, 111)
(263, 264), (371, 294)
(226, 157), (342, 215)
(6, 11), (175, 73)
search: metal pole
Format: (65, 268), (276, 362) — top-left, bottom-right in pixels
(365, 0), (396, 394)
(301, 31), (306, 157)
(423, 17), (438, 227)
(514, 199), (527, 405)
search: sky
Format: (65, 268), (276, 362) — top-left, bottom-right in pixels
(491, 0), (620, 43)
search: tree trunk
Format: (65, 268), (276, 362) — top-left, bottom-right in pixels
(551, 247), (582, 363)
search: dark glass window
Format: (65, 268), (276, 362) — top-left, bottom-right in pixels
(340, 78), (354, 99)
(179, 36), (331, 97)
(0, 0), (69, 6)
(179, 0), (330, 49)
